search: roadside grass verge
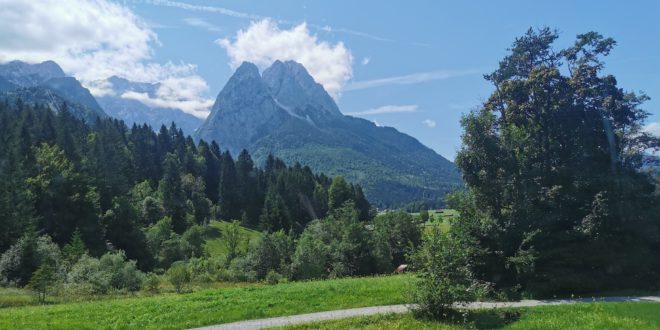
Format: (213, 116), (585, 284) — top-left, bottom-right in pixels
(278, 302), (660, 330)
(0, 274), (411, 330)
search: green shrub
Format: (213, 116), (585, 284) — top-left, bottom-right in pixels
(143, 273), (160, 293)
(66, 251), (144, 294)
(166, 262), (191, 293)
(291, 227), (328, 280)
(264, 270), (282, 285)
(409, 226), (482, 321)
(0, 233), (64, 287)
(225, 256), (257, 282)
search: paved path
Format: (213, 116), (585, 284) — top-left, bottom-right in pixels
(190, 295), (660, 330)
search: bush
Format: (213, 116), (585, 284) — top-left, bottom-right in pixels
(291, 227), (328, 280)
(100, 251), (144, 292)
(409, 226), (482, 321)
(143, 273), (161, 293)
(245, 231), (294, 280)
(182, 225), (205, 258)
(264, 270), (282, 285)
(66, 251), (144, 294)
(0, 233), (64, 286)
(166, 262), (191, 293)
(224, 256), (257, 282)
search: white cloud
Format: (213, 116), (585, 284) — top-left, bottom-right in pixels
(344, 69), (480, 91)
(217, 19), (353, 98)
(183, 17), (222, 32)
(147, 0), (262, 20)
(315, 25), (394, 43)
(346, 105), (418, 116)
(121, 75), (214, 118)
(644, 122), (660, 136)
(361, 57), (371, 66)
(147, 0), (402, 45)
(423, 119), (437, 128)
(0, 0), (212, 117)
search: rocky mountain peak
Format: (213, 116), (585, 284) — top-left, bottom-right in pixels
(0, 60), (66, 87)
(197, 61), (289, 154)
(262, 60), (341, 120)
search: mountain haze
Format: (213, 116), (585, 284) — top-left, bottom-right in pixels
(198, 60), (461, 206)
(95, 76), (203, 135)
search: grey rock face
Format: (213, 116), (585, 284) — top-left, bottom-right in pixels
(262, 60), (341, 124)
(197, 62), (290, 155)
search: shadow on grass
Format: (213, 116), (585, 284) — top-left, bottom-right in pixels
(415, 309), (522, 329)
(204, 225), (222, 239)
(468, 309), (522, 329)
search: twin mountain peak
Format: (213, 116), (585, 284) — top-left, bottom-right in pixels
(198, 60), (343, 155)
(0, 59), (461, 206)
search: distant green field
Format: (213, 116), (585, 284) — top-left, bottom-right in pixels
(204, 220), (261, 259)
(411, 209), (457, 234)
(0, 275), (412, 330)
(280, 302), (660, 330)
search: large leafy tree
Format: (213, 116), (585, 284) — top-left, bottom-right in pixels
(454, 28), (660, 295)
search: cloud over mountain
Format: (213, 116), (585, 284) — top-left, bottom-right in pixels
(0, 0), (212, 117)
(216, 19), (353, 98)
(346, 105), (418, 116)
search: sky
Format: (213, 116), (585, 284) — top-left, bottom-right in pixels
(0, 0), (658, 160)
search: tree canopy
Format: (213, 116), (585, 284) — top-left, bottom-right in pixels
(453, 28), (660, 295)
(0, 100), (372, 280)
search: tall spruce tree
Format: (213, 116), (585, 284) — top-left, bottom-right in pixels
(159, 153), (187, 233)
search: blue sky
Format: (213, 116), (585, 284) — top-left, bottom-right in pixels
(2, 0), (659, 159)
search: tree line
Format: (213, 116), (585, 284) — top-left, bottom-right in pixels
(0, 100), (372, 285)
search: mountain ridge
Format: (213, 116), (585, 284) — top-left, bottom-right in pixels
(198, 60), (461, 207)
(0, 60), (106, 123)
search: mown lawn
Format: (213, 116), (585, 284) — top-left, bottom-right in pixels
(0, 275), (411, 330)
(280, 302), (660, 329)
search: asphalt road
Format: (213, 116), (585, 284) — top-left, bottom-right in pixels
(190, 295), (660, 330)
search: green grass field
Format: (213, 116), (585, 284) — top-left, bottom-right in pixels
(0, 275), (411, 330)
(414, 209), (457, 234)
(0, 281), (254, 309)
(204, 220), (261, 259)
(280, 302), (660, 330)
(409, 208), (458, 220)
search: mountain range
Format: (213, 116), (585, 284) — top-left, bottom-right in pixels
(197, 60), (461, 206)
(0, 60), (106, 123)
(0, 59), (462, 207)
